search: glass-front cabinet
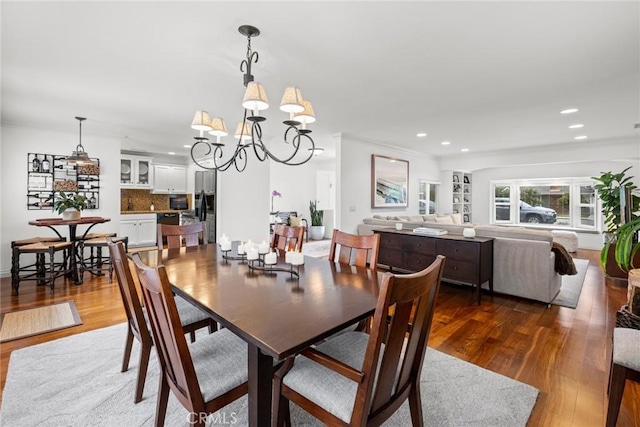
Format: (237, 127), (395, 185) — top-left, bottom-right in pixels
(120, 155), (152, 188)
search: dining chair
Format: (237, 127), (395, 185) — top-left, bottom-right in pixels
(271, 224), (305, 253)
(272, 255), (446, 427)
(157, 222), (207, 250)
(329, 229), (380, 270)
(606, 327), (640, 427)
(107, 239), (217, 404)
(130, 253), (249, 427)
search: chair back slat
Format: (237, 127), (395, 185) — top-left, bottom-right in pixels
(329, 229), (380, 270)
(157, 223), (207, 250)
(352, 255), (445, 422)
(107, 239), (150, 344)
(271, 225), (305, 253)
(131, 254), (204, 407)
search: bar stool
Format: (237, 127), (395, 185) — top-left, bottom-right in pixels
(11, 240), (72, 294)
(11, 237), (67, 287)
(79, 236), (128, 282)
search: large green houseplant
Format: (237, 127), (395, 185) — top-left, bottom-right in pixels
(592, 167), (640, 279)
(308, 200), (325, 240)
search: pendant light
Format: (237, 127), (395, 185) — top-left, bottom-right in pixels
(66, 116), (96, 166)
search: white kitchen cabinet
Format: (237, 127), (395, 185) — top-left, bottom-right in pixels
(120, 155), (152, 189)
(316, 170), (336, 211)
(152, 164), (187, 194)
(120, 214), (157, 247)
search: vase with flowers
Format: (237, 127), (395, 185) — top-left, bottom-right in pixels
(270, 190), (282, 222)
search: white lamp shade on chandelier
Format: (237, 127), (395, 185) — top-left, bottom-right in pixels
(191, 110), (212, 131)
(279, 87), (305, 113)
(242, 82), (269, 111)
(234, 122), (252, 140)
(293, 100), (316, 124)
(209, 117), (228, 137)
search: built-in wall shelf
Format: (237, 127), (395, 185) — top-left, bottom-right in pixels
(452, 171), (472, 223)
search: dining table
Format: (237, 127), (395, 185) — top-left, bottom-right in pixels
(28, 216), (111, 284)
(135, 242), (382, 426)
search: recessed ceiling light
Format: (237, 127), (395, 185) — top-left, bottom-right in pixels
(574, 135), (587, 140)
(461, 148), (469, 152)
(560, 108), (579, 114)
(441, 141), (451, 145)
(168, 151), (176, 155)
(568, 124), (584, 129)
(416, 133), (427, 137)
(183, 144), (192, 148)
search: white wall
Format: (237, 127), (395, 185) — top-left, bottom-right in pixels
(339, 135), (440, 235)
(1, 125), (121, 276)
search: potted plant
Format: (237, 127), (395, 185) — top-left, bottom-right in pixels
(592, 167), (640, 279)
(48, 191), (88, 220)
(308, 200), (325, 240)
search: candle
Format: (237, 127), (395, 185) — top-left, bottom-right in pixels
(220, 240), (232, 251)
(290, 251), (304, 266)
(246, 248), (259, 261)
(237, 242), (245, 255)
(264, 251), (277, 265)
(258, 240), (270, 254)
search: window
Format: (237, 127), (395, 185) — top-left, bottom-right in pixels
(490, 179), (598, 230)
(418, 180), (438, 215)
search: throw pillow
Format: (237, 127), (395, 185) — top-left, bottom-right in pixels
(422, 214), (437, 222)
(451, 213), (462, 224)
(290, 216), (306, 227)
(407, 215), (424, 222)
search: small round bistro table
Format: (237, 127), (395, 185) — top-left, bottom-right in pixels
(28, 216), (111, 285)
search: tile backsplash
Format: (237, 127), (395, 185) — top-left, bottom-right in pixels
(120, 189), (191, 211)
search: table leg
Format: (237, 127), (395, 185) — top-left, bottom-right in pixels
(68, 225), (82, 285)
(247, 343), (274, 426)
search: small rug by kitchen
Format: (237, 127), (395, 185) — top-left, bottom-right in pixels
(0, 301), (82, 343)
(303, 239), (331, 258)
(551, 258), (589, 309)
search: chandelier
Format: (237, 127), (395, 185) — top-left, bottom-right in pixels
(190, 25), (317, 172)
(66, 116), (96, 166)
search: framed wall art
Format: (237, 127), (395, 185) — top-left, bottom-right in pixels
(371, 154), (409, 208)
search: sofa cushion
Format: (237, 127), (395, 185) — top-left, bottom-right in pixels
(406, 215), (425, 222)
(422, 214), (437, 222)
(435, 215), (454, 224)
(474, 225), (553, 243)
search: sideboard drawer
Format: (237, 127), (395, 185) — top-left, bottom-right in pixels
(378, 249), (403, 268)
(443, 259), (477, 283)
(378, 232), (403, 251)
(403, 253), (436, 272)
(436, 239), (477, 263)
(403, 235), (436, 255)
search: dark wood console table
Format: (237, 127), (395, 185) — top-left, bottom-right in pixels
(374, 229), (494, 304)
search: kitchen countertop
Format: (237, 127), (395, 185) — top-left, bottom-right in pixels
(121, 210), (188, 215)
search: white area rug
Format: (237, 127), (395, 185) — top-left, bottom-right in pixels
(1, 323), (539, 426)
(302, 239), (331, 258)
(551, 258), (589, 308)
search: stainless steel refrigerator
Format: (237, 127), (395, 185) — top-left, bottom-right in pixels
(195, 170), (216, 243)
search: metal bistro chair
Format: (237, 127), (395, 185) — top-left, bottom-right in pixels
(272, 256), (446, 427)
(131, 253), (248, 427)
(157, 222), (207, 250)
(107, 239), (217, 404)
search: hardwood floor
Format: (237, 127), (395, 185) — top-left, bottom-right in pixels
(1, 249), (638, 426)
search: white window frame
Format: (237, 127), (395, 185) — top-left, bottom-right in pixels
(490, 178), (599, 231)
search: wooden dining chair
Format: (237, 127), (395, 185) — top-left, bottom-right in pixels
(329, 229), (380, 270)
(130, 253), (249, 427)
(157, 222), (207, 250)
(107, 239), (217, 404)
(272, 255), (445, 427)
(271, 224), (305, 253)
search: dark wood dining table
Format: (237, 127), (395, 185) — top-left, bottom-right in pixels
(28, 216), (111, 284)
(135, 243), (382, 426)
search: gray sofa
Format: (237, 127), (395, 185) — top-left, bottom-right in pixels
(357, 217), (562, 304)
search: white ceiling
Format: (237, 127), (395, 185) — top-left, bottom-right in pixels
(2, 2), (638, 161)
